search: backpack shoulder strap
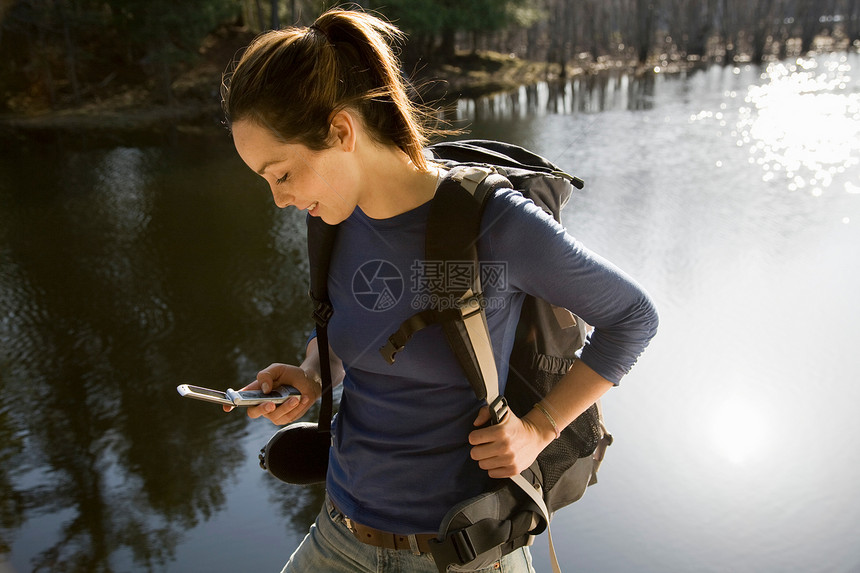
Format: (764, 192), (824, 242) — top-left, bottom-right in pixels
(420, 161), (561, 573)
(377, 165), (511, 419)
(307, 215), (338, 434)
(425, 166), (508, 414)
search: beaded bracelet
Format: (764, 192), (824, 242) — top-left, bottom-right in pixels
(534, 402), (561, 440)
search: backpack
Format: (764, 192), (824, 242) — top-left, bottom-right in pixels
(262, 140), (612, 573)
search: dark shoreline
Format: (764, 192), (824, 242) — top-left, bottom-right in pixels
(0, 49), (555, 141)
(3, 42), (855, 146)
(0, 61), (693, 145)
(0, 103), (228, 146)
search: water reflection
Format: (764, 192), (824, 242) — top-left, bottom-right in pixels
(94, 147), (152, 237)
(455, 68), (659, 121)
(3, 52), (860, 573)
(0, 136), (314, 571)
(460, 52), (860, 572)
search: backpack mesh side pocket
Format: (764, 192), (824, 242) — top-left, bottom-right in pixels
(507, 352), (601, 491)
(505, 296), (603, 494)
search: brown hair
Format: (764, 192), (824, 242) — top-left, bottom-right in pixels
(222, 8), (438, 171)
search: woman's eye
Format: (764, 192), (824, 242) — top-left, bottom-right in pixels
(276, 173), (289, 184)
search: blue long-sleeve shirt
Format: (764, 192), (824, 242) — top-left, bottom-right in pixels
(321, 188), (658, 534)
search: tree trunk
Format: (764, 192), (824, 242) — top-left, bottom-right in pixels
(849, 0), (860, 43)
(637, 0), (656, 64)
(559, 0), (575, 79)
(255, 0), (265, 31)
(688, 0), (716, 58)
(289, 0), (298, 25)
(28, 26), (57, 107)
(54, 0), (81, 105)
(851, 0), (860, 42)
(584, 0), (599, 63)
(439, 27), (456, 60)
(798, 0), (819, 54)
(720, 0), (734, 61)
(270, 0), (279, 30)
(148, 12), (174, 106)
(547, 1), (562, 76)
(751, 0), (775, 63)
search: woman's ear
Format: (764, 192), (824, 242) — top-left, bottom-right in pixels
(329, 110), (357, 152)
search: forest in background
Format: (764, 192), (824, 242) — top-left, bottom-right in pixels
(0, 0), (858, 116)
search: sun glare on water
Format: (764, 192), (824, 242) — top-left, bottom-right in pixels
(736, 56), (860, 196)
(708, 396), (770, 465)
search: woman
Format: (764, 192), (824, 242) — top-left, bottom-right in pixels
(221, 8), (658, 573)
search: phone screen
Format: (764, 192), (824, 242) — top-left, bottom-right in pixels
(176, 384), (234, 405)
(185, 385), (229, 400)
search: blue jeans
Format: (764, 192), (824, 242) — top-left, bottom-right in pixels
(281, 497), (536, 573)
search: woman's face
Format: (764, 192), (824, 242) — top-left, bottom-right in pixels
(232, 119), (358, 224)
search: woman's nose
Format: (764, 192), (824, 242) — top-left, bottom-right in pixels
(270, 186), (293, 208)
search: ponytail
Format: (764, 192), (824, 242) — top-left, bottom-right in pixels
(222, 8), (439, 171)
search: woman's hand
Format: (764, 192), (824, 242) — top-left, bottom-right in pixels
(468, 406), (556, 479)
(222, 363), (322, 425)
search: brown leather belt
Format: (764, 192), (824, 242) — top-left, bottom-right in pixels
(329, 499), (436, 554)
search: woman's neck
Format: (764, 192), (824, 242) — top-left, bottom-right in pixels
(355, 144), (439, 220)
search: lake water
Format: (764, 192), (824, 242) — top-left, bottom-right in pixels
(2, 51), (859, 573)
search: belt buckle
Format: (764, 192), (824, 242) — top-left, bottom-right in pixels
(328, 498), (357, 534)
(343, 516), (357, 534)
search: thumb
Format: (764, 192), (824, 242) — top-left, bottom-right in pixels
(257, 363), (285, 393)
(473, 405), (491, 427)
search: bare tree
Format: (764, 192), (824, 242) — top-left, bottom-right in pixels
(546, 0), (565, 74)
(53, 0), (81, 105)
(590, 0), (612, 61)
(751, 0), (777, 62)
(635, 0), (658, 64)
(270, 0), (280, 29)
(667, 0), (717, 57)
(849, 0), (860, 42)
(797, 0), (820, 53)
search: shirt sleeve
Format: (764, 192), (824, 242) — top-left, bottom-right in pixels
(481, 189), (659, 384)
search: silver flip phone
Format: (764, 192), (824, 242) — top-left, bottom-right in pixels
(176, 384), (300, 406)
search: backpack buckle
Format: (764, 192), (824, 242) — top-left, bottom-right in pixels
(429, 528), (477, 566)
(379, 335), (405, 365)
(456, 292), (484, 320)
(449, 529), (477, 564)
(489, 395), (509, 425)
(428, 528), (477, 572)
(312, 299), (334, 327)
